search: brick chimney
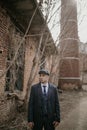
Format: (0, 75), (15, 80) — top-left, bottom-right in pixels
(59, 0), (80, 89)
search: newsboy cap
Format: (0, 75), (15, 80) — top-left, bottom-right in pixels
(38, 69), (50, 76)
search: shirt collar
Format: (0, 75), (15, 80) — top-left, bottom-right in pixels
(41, 83), (48, 87)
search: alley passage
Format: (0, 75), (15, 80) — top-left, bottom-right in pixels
(56, 97), (87, 130)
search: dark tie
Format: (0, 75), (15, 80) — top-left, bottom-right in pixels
(43, 85), (46, 95)
(42, 85), (48, 115)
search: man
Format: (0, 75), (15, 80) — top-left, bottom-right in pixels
(28, 69), (60, 130)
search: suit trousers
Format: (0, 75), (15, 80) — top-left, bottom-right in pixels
(32, 116), (55, 130)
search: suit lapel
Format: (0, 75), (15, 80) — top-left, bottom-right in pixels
(38, 83), (43, 102)
(48, 83), (52, 99)
(38, 83), (42, 95)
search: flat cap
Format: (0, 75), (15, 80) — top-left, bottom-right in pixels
(38, 69), (50, 76)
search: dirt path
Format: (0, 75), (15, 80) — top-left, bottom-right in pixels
(56, 91), (87, 130)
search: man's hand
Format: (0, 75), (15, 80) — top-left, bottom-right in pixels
(53, 121), (60, 127)
(28, 122), (34, 129)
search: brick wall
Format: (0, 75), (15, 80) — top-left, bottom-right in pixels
(0, 6), (23, 123)
(0, 7), (9, 94)
(80, 53), (87, 90)
(23, 37), (39, 97)
(7, 22), (24, 91)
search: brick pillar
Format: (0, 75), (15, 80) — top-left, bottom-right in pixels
(59, 0), (80, 89)
(23, 37), (39, 98)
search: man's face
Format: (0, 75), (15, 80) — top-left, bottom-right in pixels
(39, 74), (49, 83)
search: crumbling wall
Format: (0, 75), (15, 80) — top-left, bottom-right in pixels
(0, 6), (24, 123)
(0, 7), (9, 93)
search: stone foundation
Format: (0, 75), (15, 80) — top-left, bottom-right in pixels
(59, 79), (81, 90)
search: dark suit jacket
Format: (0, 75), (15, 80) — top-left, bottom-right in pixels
(28, 82), (60, 123)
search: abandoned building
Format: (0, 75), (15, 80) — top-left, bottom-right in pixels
(0, 0), (87, 124)
(0, 0), (59, 123)
(79, 42), (87, 91)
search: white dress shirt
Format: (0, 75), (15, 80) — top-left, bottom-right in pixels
(41, 83), (49, 94)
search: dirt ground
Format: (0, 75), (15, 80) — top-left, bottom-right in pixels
(59, 90), (87, 120)
(1, 89), (87, 130)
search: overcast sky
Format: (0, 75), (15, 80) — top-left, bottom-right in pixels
(48, 0), (87, 44)
(77, 0), (87, 43)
